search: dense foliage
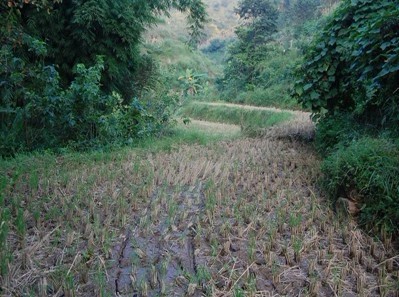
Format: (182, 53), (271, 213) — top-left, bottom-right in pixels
(215, 0), (332, 108)
(0, 0), (207, 156)
(294, 0), (399, 233)
(293, 0), (399, 124)
(219, 0), (279, 92)
(322, 137), (399, 233)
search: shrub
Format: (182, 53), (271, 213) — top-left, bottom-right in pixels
(314, 113), (364, 154)
(294, 0), (399, 237)
(321, 137), (399, 233)
(293, 0), (399, 129)
(0, 0), (207, 156)
(0, 54), (177, 156)
(202, 39), (228, 54)
(218, 42), (302, 108)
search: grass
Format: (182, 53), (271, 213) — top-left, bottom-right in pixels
(229, 85), (301, 110)
(179, 101), (292, 130)
(131, 123), (238, 152)
(0, 122), (238, 177)
(146, 38), (220, 77)
(1, 104), (398, 296)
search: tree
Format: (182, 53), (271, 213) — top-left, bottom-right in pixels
(293, 0), (399, 129)
(0, 0), (207, 154)
(293, 0), (399, 235)
(10, 0), (207, 101)
(291, 0), (321, 25)
(220, 0), (279, 91)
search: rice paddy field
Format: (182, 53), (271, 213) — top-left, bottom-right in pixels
(0, 103), (398, 296)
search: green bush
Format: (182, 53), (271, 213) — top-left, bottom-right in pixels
(0, 53), (177, 156)
(322, 137), (399, 233)
(0, 0), (208, 156)
(293, 0), (399, 128)
(294, 0), (399, 237)
(314, 113), (365, 154)
(218, 41), (303, 108)
(217, 0), (279, 95)
(146, 38), (219, 96)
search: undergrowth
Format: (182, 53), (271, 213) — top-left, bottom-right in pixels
(321, 137), (399, 234)
(223, 85), (300, 110)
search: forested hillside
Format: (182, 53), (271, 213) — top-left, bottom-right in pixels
(1, 0), (399, 296)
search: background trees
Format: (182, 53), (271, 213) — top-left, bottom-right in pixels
(215, 0), (332, 108)
(219, 0), (279, 93)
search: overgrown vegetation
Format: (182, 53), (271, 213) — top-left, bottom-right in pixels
(294, 0), (399, 234)
(220, 0), (279, 93)
(1, 0), (399, 295)
(212, 0), (339, 108)
(322, 137), (399, 233)
(0, 0), (207, 156)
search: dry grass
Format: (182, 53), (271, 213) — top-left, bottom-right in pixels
(192, 101), (303, 115)
(179, 120), (241, 138)
(1, 111), (398, 296)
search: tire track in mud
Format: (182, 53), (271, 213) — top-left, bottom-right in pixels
(109, 183), (206, 296)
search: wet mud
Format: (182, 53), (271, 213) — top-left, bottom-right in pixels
(109, 184), (206, 297)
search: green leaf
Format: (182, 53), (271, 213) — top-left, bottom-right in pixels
(381, 42), (391, 50)
(303, 83), (313, 91)
(310, 91), (320, 100)
(295, 85), (304, 96)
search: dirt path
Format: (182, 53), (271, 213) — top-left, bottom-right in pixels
(191, 101), (313, 136)
(181, 103), (313, 140)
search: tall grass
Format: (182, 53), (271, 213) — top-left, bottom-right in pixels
(229, 85), (300, 109)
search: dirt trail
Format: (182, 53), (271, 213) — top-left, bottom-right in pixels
(191, 101), (314, 138)
(182, 104), (313, 140)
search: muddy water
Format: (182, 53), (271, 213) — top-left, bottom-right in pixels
(108, 184), (206, 296)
